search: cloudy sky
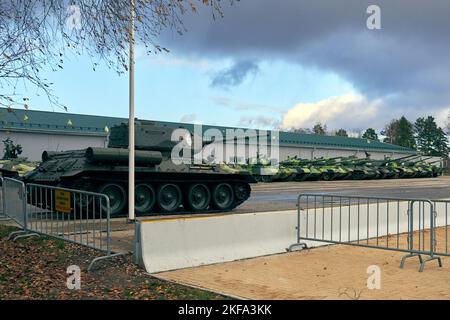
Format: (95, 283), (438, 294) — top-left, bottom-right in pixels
(15, 0), (450, 132)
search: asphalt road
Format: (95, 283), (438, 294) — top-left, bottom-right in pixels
(235, 176), (450, 213)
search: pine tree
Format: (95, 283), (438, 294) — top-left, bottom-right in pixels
(383, 116), (415, 148)
(335, 129), (348, 137)
(362, 128), (378, 141)
(396, 116), (416, 148)
(312, 123), (327, 135)
(415, 116), (450, 158)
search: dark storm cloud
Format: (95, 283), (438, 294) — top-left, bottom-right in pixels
(160, 0), (450, 126)
(210, 60), (259, 89)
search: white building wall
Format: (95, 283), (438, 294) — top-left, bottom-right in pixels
(0, 130), (107, 161)
(279, 146), (413, 161)
(1, 129), (415, 163)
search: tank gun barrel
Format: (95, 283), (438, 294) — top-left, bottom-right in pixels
(85, 148), (163, 165)
(409, 156), (434, 164)
(428, 159), (444, 165)
(310, 156), (342, 164)
(392, 154), (420, 162)
(381, 154), (420, 165)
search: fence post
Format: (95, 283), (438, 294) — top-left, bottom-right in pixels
(288, 194), (308, 252)
(407, 203), (413, 251)
(1, 177), (5, 218)
(106, 195), (111, 255)
(22, 181), (27, 230)
(430, 206), (437, 258)
(0, 177), (8, 221)
(2, 178), (6, 219)
(417, 202), (442, 272)
(297, 195), (301, 243)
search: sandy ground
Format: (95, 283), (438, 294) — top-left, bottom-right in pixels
(157, 228), (450, 300)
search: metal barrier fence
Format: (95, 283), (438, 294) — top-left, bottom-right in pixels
(26, 184), (112, 253)
(0, 178), (126, 271)
(0, 177), (5, 219)
(2, 178), (27, 227)
(289, 193), (447, 272)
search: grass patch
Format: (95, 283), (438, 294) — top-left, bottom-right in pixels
(0, 225), (18, 238)
(54, 239), (65, 250)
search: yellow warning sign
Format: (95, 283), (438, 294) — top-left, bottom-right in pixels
(55, 190), (71, 213)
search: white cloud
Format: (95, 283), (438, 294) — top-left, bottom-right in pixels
(280, 94), (382, 131)
(435, 107), (450, 129)
(179, 113), (197, 123)
(238, 115), (280, 129)
(210, 96), (284, 114)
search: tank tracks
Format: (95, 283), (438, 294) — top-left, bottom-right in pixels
(57, 178), (252, 216)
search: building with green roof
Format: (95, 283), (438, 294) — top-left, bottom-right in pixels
(0, 107), (416, 161)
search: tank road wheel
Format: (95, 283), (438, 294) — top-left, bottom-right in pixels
(185, 184), (211, 212)
(135, 184), (156, 215)
(234, 183), (251, 202)
(157, 184), (182, 213)
(211, 183), (235, 211)
(99, 183), (127, 216)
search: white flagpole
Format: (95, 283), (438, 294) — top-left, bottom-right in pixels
(128, 0), (136, 221)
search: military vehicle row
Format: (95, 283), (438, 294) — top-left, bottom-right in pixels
(222, 154), (443, 183)
(20, 121), (254, 216)
(2, 121), (444, 217)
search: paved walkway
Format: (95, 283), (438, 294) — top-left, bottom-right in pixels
(157, 229), (450, 300)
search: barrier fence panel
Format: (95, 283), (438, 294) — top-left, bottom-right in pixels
(2, 178), (27, 227)
(290, 193), (444, 272)
(25, 183), (127, 271)
(1, 180), (126, 270)
(26, 183), (112, 254)
(431, 200), (450, 257)
(0, 177), (4, 218)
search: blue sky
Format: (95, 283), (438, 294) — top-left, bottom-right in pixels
(20, 51), (355, 130)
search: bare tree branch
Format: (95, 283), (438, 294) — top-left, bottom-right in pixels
(0, 0), (231, 110)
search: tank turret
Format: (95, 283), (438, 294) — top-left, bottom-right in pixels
(109, 121), (178, 153)
(427, 159), (444, 177)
